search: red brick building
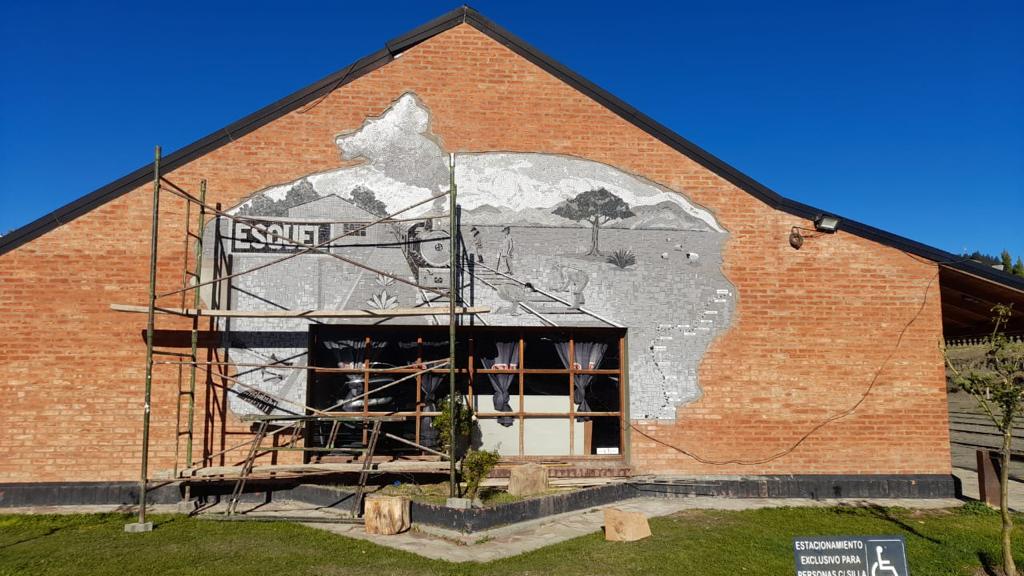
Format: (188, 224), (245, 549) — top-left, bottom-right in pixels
(2, 7), (1022, 505)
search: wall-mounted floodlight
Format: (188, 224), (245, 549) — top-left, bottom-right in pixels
(814, 214), (840, 233)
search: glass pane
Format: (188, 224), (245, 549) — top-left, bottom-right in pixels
(521, 418), (584, 456)
(523, 333), (571, 369)
(589, 416), (622, 455)
(581, 374), (620, 413)
(468, 377), (521, 415)
(474, 334), (521, 371)
(474, 418), (519, 456)
(372, 330), (419, 369)
(522, 373), (571, 413)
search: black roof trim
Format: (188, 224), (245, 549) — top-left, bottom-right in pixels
(2, 6), (1022, 293)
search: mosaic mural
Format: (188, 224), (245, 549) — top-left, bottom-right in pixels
(202, 92), (735, 420)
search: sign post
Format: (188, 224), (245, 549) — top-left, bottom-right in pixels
(448, 153), (457, 498)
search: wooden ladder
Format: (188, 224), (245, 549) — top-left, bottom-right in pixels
(225, 420), (270, 515)
(351, 419), (383, 517)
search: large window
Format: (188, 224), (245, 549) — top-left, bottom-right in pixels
(306, 326), (626, 461)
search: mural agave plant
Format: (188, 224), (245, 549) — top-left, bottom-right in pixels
(606, 248), (637, 269)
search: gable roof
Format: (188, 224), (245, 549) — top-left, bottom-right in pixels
(2, 5), (1022, 294)
(285, 194), (376, 220)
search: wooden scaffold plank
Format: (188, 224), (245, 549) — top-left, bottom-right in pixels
(183, 460), (453, 478)
(110, 303), (489, 318)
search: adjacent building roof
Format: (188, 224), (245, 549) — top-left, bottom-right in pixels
(2, 5), (1022, 297)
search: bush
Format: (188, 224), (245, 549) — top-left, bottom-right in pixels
(606, 248), (636, 269)
(433, 394), (473, 458)
(462, 449), (501, 500)
(958, 500), (997, 516)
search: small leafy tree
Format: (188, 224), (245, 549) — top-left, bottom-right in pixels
(552, 188), (635, 256)
(462, 449), (501, 501)
(433, 393), (473, 460)
(1014, 257), (1024, 278)
(944, 304), (1023, 576)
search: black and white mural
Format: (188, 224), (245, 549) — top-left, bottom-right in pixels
(202, 92), (735, 421)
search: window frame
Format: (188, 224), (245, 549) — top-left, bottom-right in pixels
(307, 325), (627, 461)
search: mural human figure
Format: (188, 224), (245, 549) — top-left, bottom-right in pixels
(548, 263), (589, 309)
(496, 226), (514, 273)
(469, 226), (484, 263)
(495, 282), (536, 316)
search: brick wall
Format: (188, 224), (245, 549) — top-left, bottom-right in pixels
(0, 24), (950, 482)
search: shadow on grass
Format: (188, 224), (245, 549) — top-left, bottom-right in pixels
(1, 512), (183, 551)
(0, 526), (63, 551)
(976, 549), (1002, 576)
(151, 515), (184, 529)
(859, 504), (943, 545)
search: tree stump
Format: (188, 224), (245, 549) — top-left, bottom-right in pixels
(603, 508), (651, 541)
(507, 463), (548, 497)
(364, 495), (410, 535)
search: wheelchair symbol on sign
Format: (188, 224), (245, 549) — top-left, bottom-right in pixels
(870, 545), (900, 576)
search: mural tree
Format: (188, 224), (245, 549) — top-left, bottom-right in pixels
(350, 185), (389, 217)
(238, 178), (318, 217)
(553, 188), (635, 256)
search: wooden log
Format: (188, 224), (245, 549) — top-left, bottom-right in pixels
(603, 508), (652, 542)
(507, 463), (549, 497)
(110, 303), (489, 317)
(364, 496), (410, 535)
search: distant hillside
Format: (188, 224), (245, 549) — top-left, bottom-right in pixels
(619, 201), (714, 230)
(462, 199), (714, 231)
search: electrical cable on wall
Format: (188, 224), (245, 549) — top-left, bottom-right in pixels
(616, 249), (975, 466)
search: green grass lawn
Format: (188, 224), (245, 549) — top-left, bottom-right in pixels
(1, 505), (1021, 575)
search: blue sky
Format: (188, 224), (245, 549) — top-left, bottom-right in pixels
(1, 1), (1020, 257)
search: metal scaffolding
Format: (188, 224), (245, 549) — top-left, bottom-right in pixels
(120, 146), (476, 531)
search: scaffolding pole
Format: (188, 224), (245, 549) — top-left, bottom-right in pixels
(125, 146), (161, 533)
(448, 152), (457, 497)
